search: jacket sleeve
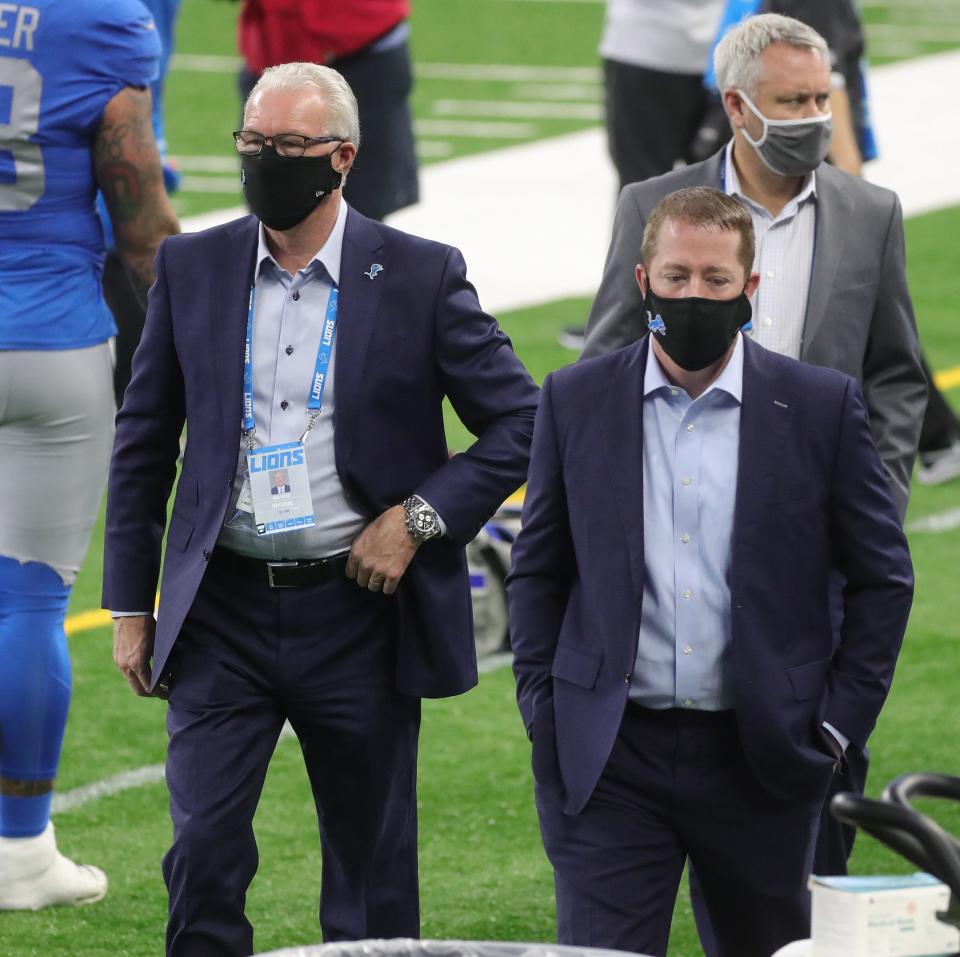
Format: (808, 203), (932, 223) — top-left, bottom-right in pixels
(413, 246), (540, 544)
(582, 184), (649, 359)
(505, 373), (576, 733)
(101, 239), (186, 612)
(860, 194), (927, 521)
(825, 377), (914, 749)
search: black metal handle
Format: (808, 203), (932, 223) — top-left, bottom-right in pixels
(883, 772), (960, 808)
(830, 791), (960, 896)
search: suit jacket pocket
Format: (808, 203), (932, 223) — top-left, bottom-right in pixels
(551, 642), (602, 689)
(166, 513), (195, 553)
(788, 657), (830, 701)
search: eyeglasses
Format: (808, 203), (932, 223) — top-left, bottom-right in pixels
(233, 130), (344, 158)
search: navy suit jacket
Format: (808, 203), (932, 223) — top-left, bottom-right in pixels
(103, 207), (539, 699)
(507, 336), (913, 815)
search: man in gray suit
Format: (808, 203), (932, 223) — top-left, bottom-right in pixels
(583, 13), (926, 521)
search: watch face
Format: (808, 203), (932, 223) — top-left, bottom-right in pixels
(414, 510), (437, 533)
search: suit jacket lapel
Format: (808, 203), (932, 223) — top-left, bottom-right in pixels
(731, 340), (797, 593)
(801, 165), (854, 358)
(601, 337), (648, 599)
(333, 208), (387, 466)
(212, 216), (260, 447)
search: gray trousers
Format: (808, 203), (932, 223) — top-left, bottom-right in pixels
(0, 344), (114, 584)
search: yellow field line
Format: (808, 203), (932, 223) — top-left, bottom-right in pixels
(64, 608), (112, 636)
(935, 365), (960, 391)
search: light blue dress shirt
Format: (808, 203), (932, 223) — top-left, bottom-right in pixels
(630, 335), (743, 711)
(218, 199), (369, 559)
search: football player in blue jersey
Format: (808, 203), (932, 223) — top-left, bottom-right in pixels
(0, 0), (179, 910)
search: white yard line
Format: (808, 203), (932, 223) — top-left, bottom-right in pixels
(431, 99), (603, 121)
(512, 82), (602, 101)
(415, 63), (601, 82)
(170, 155), (239, 173)
(413, 118), (538, 138)
(906, 508), (960, 534)
(178, 175), (242, 194)
(170, 54), (603, 84)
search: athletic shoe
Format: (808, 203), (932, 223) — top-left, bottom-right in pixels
(916, 439), (960, 486)
(0, 822), (107, 910)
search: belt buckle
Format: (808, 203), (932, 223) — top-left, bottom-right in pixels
(266, 560), (299, 588)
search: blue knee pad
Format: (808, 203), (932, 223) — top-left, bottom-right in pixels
(0, 556), (72, 837)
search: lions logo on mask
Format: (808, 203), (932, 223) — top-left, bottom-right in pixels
(647, 310), (667, 336)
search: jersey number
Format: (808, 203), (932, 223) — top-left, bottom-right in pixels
(0, 58), (44, 211)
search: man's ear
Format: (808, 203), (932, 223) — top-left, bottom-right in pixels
(335, 142), (357, 175)
(723, 88), (748, 131)
(745, 270), (761, 299)
(636, 264), (649, 297)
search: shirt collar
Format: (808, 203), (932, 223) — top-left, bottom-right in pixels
(644, 331), (745, 404)
(255, 197), (349, 285)
(723, 140), (817, 210)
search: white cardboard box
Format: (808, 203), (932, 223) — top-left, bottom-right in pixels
(810, 873), (960, 957)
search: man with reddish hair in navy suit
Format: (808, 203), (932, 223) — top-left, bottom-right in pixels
(509, 186), (912, 957)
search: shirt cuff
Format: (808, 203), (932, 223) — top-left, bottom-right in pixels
(110, 611), (154, 618)
(822, 721), (849, 753)
(419, 497), (448, 537)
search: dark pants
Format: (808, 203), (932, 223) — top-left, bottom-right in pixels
(239, 40), (419, 222)
(103, 250), (147, 409)
(538, 705), (827, 957)
(603, 60), (708, 195)
(163, 550), (421, 957)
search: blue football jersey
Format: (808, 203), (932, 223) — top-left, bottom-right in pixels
(0, 0), (160, 349)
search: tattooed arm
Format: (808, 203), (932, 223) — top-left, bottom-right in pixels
(94, 86), (180, 300)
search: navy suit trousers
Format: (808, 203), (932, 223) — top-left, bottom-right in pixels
(162, 549), (421, 957)
(537, 704), (831, 957)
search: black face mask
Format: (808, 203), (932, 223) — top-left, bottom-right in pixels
(644, 288), (753, 372)
(241, 145), (342, 231)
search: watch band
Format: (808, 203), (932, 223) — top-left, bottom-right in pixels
(403, 495), (441, 541)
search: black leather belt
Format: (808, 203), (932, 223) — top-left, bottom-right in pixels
(211, 547), (350, 589)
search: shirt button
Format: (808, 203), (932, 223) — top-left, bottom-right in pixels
(680, 533), (691, 544)
(285, 345), (294, 355)
(683, 588), (693, 599)
(681, 477), (692, 487)
(683, 646), (693, 655)
(682, 698), (695, 708)
(685, 423), (695, 432)
(766, 270), (775, 278)
(764, 317), (773, 326)
(670, 388), (680, 396)
(280, 400), (289, 411)
(292, 290), (301, 301)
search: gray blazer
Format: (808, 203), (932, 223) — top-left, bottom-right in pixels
(582, 150), (927, 519)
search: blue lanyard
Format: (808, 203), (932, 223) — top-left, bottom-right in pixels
(242, 280), (340, 440)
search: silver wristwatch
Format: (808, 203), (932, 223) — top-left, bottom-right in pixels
(403, 495), (441, 542)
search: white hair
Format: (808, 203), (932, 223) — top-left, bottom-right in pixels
(246, 62), (361, 148)
(714, 13), (830, 97)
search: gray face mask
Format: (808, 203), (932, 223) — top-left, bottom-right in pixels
(738, 89), (832, 177)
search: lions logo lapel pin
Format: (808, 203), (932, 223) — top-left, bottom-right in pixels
(364, 263), (384, 280)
